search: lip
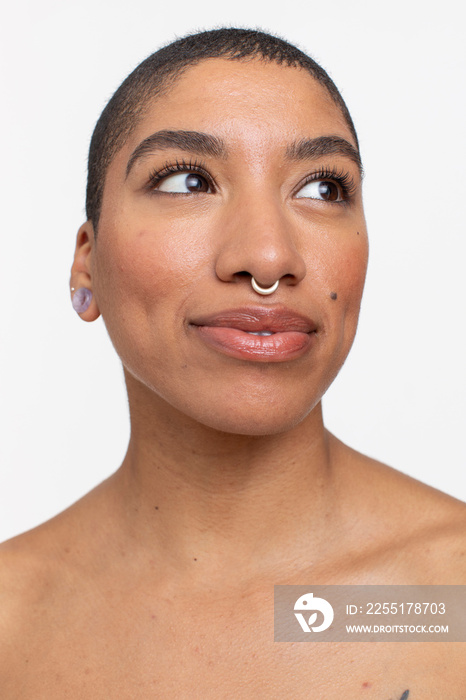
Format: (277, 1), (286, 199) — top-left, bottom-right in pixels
(190, 306), (317, 362)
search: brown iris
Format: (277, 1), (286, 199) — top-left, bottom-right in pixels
(318, 181), (340, 201)
(185, 174), (210, 192)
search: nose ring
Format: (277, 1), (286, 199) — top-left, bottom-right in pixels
(251, 277), (279, 296)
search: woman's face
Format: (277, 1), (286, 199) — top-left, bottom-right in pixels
(80, 58), (368, 435)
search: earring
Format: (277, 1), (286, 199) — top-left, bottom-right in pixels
(72, 287), (93, 313)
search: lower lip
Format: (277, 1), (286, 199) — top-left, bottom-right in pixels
(193, 326), (315, 362)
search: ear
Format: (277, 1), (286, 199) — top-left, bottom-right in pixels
(70, 220), (101, 322)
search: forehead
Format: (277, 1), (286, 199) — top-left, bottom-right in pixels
(124, 58), (354, 155)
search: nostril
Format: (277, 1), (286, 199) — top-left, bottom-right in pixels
(280, 273), (300, 285)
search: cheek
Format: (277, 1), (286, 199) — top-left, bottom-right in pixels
(91, 230), (192, 393)
(91, 215), (218, 388)
(334, 235), (368, 308)
(310, 229), (368, 359)
(94, 221), (209, 313)
(309, 227), (368, 308)
(333, 235), (368, 352)
(91, 233), (180, 373)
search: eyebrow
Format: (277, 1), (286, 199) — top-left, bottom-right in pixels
(126, 130), (227, 177)
(286, 136), (364, 177)
(126, 130), (363, 179)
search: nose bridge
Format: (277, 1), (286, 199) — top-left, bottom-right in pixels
(215, 186), (306, 287)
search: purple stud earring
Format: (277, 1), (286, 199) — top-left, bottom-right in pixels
(72, 287), (93, 313)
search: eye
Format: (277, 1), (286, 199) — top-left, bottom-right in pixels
(156, 172), (211, 193)
(295, 179), (342, 202)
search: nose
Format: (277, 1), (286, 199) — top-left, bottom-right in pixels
(214, 192), (306, 291)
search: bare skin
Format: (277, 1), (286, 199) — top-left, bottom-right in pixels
(1, 59), (465, 698)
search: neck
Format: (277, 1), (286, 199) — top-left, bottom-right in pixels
(109, 377), (344, 586)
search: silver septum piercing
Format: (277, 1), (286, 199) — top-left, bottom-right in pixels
(251, 277), (279, 295)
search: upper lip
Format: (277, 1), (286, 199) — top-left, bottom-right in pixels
(190, 306), (317, 333)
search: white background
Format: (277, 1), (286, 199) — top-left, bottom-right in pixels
(1, 0), (465, 542)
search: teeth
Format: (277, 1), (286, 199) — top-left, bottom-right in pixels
(248, 331), (274, 336)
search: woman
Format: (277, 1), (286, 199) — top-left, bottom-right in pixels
(1, 28), (465, 698)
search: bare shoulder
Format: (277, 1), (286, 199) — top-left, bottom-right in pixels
(0, 527), (59, 682)
(330, 434), (466, 583)
(0, 483), (109, 658)
(0, 521), (66, 619)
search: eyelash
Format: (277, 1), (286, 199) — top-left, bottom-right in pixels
(146, 158), (215, 191)
(296, 167), (357, 202)
(145, 160), (357, 201)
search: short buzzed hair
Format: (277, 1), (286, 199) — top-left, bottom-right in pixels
(86, 27), (359, 230)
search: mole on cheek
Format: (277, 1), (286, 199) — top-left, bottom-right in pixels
(330, 292), (338, 300)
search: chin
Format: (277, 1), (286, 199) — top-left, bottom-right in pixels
(184, 397), (319, 437)
(124, 361), (331, 437)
